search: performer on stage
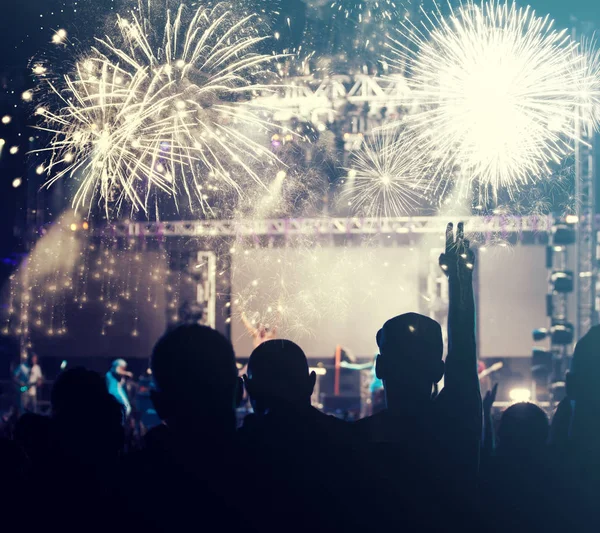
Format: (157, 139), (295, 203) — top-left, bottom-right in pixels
(13, 353), (43, 414)
(241, 312), (278, 349)
(106, 359), (133, 417)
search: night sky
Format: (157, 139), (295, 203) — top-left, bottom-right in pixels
(0, 0), (598, 257)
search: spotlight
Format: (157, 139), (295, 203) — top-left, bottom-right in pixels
(550, 322), (574, 345)
(552, 224), (576, 245)
(551, 271), (574, 293)
(509, 388), (532, 403)
(564, 215), (579, 225)
(1, 115), (11, 125)
(11, 178), (22, 188)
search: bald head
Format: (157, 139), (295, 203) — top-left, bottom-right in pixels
(246, 339), (315, 413)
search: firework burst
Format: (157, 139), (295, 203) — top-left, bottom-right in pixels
(573, 37), (600, 135)
(38, 2), (281, 217)
(388, 0), (585, 202)
(341, 131), (428, 218)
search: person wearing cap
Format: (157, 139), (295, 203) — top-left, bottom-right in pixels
(106, 358), (133, 417)
(353, 222), (482, 526)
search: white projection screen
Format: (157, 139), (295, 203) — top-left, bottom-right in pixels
(231, 246), (421, 358)
(477, 244), (567, 358)
(232, 243), (556, 359)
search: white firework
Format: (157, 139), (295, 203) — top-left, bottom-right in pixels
(388, 0), (586, 202)
(38, 2), (281, 217)
(573, 37), (600, 135)
(341, 131), (428, 218)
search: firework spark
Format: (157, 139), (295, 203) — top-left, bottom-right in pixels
(341, 131), (428, 217)
(38, 2), (281, 217)
(573, 37), (600, 135)
(388, 0), (585, 202)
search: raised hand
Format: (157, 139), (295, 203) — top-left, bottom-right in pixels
(439, 222), (475, 281)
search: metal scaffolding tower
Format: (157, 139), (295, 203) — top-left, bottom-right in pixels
(575, 118), (597, 340)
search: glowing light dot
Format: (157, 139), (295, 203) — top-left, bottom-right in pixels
(52, 29), (67, 44)
(9, 146), (19, 155)
(12, 178), (22, 188)
(36, 165), (45, 175)
(0, 139), (5, 147)
(22, 91), (33, 101)
(64, 153), (74, 163)
(2, 115), (11, 124)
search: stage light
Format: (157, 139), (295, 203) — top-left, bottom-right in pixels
(12, 178), (22, 188)
(551, 271), (574, 293)
(9, 146), (19, 155)
(22, 91), (33, 101)
(70, 223), (77, 231)
(564, 215), (579, 225)
(509, 388), (531, 403)
(36, 164), (45, 175)
(60, 360), (67, 370)
(0, 139), (5, 147)
(1, 115), (11, 125)
(82, 221), (89, 230)
(552, 224), (576, 245)
(532, 328), (548, 341)
(551, 322), (574, 345)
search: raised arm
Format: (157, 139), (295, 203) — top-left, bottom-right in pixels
(439, 222), (478, 392)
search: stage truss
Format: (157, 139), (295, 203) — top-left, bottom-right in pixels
(99, 215), (554, 238)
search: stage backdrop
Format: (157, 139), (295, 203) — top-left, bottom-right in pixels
(231, 243), (557, 359)
(231, 246), (422, 358)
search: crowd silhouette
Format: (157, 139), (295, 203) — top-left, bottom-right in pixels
(1, 222), (598, 532)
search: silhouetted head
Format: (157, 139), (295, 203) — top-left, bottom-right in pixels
(14, 413), (51, 464)
(497, 402), (549, 457)
(30, 354), (38, 366)
(245, 339), (316, 414)
(151, 325), (241, 434)
(51, 367), (124, 463)
(567, 325), (600, 407)
(375, 313), (444, 407)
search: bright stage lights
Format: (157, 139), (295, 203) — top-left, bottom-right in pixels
(12, 178), (22, 188)
(509, 388), (532, 403)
